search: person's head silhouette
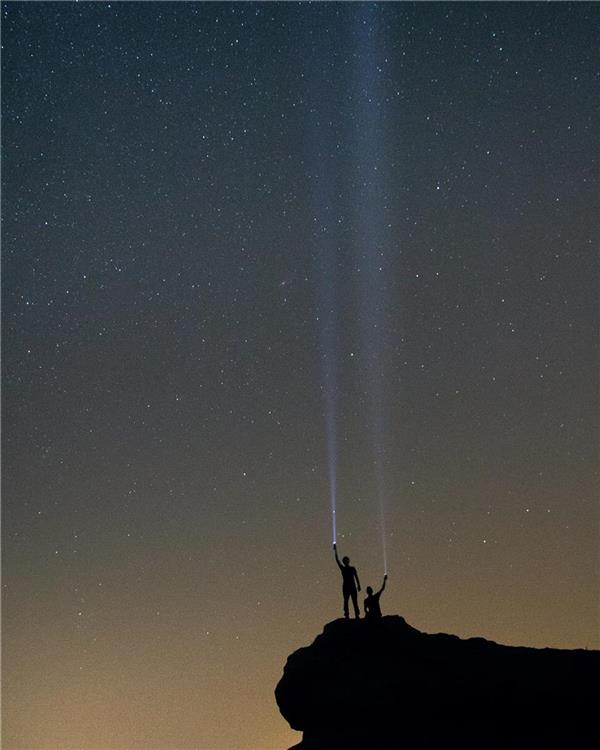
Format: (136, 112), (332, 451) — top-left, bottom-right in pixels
(342, 556), (350, 566)
(366, 586), (374, 595)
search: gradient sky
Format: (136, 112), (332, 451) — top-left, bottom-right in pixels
(2, 2), (598, 749)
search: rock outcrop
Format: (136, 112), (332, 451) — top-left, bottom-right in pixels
(275, 616), (599, 749)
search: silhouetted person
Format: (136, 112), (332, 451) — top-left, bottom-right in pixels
(333, 543), (361, 618)
(364, 575), (387, 620)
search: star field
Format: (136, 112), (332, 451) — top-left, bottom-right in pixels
(2, 3), (598, 749)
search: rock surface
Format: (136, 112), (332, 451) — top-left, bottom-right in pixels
(275, 616), (599, 749)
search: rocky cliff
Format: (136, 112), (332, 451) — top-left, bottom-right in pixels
(275, 616), (599, 749)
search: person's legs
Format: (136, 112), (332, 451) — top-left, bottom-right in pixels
(351, 589), (360, 618)
(343, 589), (350, 618)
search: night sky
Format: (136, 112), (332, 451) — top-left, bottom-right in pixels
(2, 2), (598, 748)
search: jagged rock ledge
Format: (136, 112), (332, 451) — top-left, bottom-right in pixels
(275, 616), (599, 749)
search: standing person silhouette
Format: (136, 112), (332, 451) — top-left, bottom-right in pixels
(333, 543), (361, 619)
(364, 575), (388, 620)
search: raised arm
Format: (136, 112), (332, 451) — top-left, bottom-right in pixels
(377, 574), (387, 595)
(333, 543), (343, 570)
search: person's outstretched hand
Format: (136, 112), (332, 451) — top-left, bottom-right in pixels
(333, 543), (336, 550)
(384, 574), (388, 580)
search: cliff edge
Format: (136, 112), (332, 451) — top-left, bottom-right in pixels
(275, 616), (599, 749)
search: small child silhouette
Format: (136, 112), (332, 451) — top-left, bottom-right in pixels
(364, 574), (388, 619)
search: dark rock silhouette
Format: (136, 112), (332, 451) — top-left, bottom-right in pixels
(275, 616), (599, 749)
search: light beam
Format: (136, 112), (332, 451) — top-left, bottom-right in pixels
(354, 6), (390, 574)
